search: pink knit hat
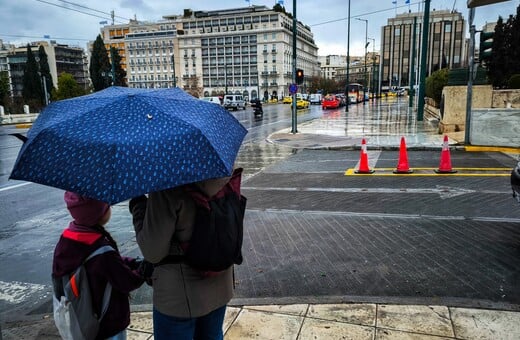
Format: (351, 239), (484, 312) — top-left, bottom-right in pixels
(64, 191), (110, 226)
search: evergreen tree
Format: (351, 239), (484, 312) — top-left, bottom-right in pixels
(508, 5), (520, 76)
(38, 45), (54, 103)
(488, 17), (508, 88)
(89, 35), (111, 91)
(52, 72), (85, 100)
(0, 71), (11, 109)
(110, 47), (127, 87)
(22, 44), (43, 109)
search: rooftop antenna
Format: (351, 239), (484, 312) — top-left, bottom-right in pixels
(452, 0), (457, 12)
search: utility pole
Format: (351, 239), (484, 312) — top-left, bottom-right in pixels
(291, 0), (297, 133)
(465, 8), (476, 145)
(417, 0), (431, 121)
(356, 18), (368, 105)
(369, 38), (375, 101)
(171, 54), (177, 87)
(110, 47), (116, 85)
(345, 0), (351, 113)
(409, 16), (417, 108)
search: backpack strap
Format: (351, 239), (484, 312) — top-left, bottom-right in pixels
(84, 245), (115, 319)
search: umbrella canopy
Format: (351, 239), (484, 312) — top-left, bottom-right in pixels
(10, 86), (247, 204)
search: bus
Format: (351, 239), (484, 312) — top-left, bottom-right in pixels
(347, 83), (364, 104)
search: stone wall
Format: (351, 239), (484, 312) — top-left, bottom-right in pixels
(492, 89), (520, 108)
(439, 85), (493, 133)
(437, 86), (520, 146)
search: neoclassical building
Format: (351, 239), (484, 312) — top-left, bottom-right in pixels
(100, 5), (319, 100)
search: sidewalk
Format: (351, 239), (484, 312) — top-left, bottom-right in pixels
(4, 302), (519, 339)
(3, 105), (520, 340)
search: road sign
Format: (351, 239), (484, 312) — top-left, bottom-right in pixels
(289, 83), (298, 95)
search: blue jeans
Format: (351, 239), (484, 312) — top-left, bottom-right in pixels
(105, 329), (126, 340)
(153, 305), (226, 340)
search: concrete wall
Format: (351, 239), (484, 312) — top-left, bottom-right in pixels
(437, 86), (520, 146)
(470, 109), (520, 147)
(0, 106), (39, 124)
(439, 85), (493, 133)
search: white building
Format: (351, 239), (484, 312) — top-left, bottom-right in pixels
(100, 5), (319, 100)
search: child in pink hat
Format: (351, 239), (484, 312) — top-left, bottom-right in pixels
(53, 192), (148, 339)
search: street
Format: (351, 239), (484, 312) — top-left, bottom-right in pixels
(1, 100), (519, 324)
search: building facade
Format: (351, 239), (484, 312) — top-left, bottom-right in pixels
(381, 9), (466, 90)
(0, 40), (88, 98)
(100, 5), (319, 100)
(319, 55), (346, 80)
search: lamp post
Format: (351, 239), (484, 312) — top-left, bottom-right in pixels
(173, 56), (177, 88)
(345, 0), (351, 113)
(356, 18), (368, 105)
(368, 38), (375, 100)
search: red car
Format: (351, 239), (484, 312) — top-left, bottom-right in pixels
(321, 95), (340, 109)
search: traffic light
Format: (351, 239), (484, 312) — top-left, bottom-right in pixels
(479, 31), (494, 63)
(296, 68), (304, 84)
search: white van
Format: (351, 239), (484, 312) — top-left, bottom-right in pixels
(223, 95), (246, 111)
(309, 93), (322, 105)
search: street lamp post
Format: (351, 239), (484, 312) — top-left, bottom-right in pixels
(368, 38), (375, 101)
(356, 18), (368, 105)
(345, 0), (351, 113)
(173, 57), (177, 88)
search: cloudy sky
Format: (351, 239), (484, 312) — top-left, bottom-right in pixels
(1, 0), (518, 56)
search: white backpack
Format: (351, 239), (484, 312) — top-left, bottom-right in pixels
(52, 245), (114, 340)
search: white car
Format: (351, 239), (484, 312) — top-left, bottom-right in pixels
(201, 97), (222, 105)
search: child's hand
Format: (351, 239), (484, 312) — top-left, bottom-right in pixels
(137, 260), (154, 286)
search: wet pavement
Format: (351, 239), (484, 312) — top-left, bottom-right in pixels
(2, 98), (520, 339)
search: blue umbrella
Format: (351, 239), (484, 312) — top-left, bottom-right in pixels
(10, 87), (247, 204)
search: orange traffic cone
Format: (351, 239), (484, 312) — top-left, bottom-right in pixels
(434, 135), (457, 174)
(355, 138), (375, 174)
(393, 136), (413, 174)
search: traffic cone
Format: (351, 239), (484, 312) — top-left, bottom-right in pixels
(434, 135), (457, 174)
(355, 138), (375, 174)
(393, 136), (413, 174)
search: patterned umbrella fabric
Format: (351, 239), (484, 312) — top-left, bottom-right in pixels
(10, 87), (247, 204)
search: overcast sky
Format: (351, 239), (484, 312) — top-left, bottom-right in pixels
(1, 0), (518, 56)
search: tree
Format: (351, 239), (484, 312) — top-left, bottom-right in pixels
(38, 45), (54, 103)
(184, 75), (202, 97)
(0, 71), (10, 109)
(110, 47), (127, 87)
(508, 5), (520, 76)
(22, 44), (43, 110)
(488, 17), (509, 88)
(484, 4), (520, 88)
(52, 72), (85, 100)
(89, 35), (112, 91)
(425, 68), (449, 105)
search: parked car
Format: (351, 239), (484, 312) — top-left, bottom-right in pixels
(223, 94), (246, 111)
(321, 95), (340, 109)
(201, 96), (222, 105)
(309, 93), (322, 105)
(282, 96), (292, 104)
(335, 94), (347, 107)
